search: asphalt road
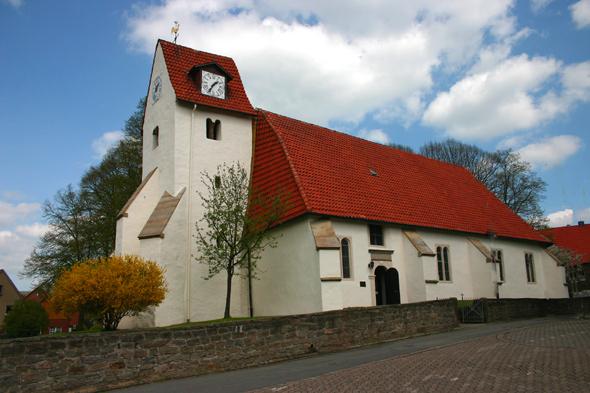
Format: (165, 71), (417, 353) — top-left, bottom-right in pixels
(110, 317), (561, 393)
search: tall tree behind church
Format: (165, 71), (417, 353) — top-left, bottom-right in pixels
(24, 99), (145, 284)
(420, 139), (547, 229)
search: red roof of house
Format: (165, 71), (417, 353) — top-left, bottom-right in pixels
(539, 224), (590, 264)
(159, 40), (256, 116)
(252, 109), (549, 243)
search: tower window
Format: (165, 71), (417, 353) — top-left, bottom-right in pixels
(206, 118), (221, 140)
(152, 126), (159, 149)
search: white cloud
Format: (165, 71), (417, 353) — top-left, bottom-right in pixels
(423, 56), (590, 141)
(530, 0), (553, 12)
(92, 130), (124, 159)
(358, 129), (390, 145)
(547, 208), (574, 227)
(15, 223), (50, 238)
(0, 199), (44, 290)
(517, 135), (582, 169)
(0, 201), (40, 226)
(547, 207), (590, 227)
(3, 0), (23, 8)
(125, 0), (515, 125)
(423, 55), (561, 139)
(571, 0), (590, 29)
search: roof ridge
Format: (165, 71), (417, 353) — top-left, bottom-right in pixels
(258, 110), (311, 212)
(158, 39), (234, 60)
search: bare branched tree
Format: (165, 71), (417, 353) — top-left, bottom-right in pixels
(420, 139), (547, 228)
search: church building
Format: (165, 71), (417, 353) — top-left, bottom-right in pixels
(115, 40), (568, 328)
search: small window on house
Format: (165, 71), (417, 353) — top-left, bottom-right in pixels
(369, 224), (384, 246)
(525, 252), (535, 283)
(437, 246), (451, 281)
(0, 284), (3, 296)
(5, 305), (12, 314)
(206, 118), (221, 140)
(152, 126), (159, 149)
(493, 249), (505, 282)
(214, 176), (221, 189)
(341, 238), (351, 279)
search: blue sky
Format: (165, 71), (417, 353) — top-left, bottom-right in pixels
(1, 0), (589, 289)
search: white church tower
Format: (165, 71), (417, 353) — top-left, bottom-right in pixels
(115, 40), (257, 327)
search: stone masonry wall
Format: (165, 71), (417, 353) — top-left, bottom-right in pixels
(0, 299), (458, 393)
(483, 297), (590, 322)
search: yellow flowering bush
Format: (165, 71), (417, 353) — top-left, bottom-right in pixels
(51, 255), (166, 330)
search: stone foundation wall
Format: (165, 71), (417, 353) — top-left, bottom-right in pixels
(483, 297), (590, 322)
(0, 299), (458, 393)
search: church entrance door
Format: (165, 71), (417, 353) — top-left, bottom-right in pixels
(375, 266), (401, 305)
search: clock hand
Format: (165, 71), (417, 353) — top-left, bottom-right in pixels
(208, 81), (219, 93)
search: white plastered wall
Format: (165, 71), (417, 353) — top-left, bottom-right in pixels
(315, 220), (568, 309)
(114, 170), (160, 257)
(252, 217), (322, 316)
(174, 102), (254, 322)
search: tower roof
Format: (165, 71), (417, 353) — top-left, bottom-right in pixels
(159, 40), (256, 116)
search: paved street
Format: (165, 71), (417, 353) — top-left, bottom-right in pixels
(113, 317), (590, 393)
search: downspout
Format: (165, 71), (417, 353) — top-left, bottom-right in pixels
(186, 103), (197, 322)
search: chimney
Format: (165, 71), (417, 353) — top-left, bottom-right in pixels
(579, 221), (585, 226)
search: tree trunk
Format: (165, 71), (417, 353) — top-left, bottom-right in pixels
(224, 266), (233, 319)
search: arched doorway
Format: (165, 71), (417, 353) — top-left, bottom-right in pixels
(374, 266), (400, 305)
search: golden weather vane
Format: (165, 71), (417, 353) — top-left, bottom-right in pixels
(171, 21), (180, 44)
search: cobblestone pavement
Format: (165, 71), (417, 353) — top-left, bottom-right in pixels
(253, 319), (590, 393)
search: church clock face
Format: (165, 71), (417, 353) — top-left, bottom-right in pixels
(201, 70), (226, 99)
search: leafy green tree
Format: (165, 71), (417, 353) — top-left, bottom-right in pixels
(23, 98), (145, 284)
(420, 139), (547, 228)
(4, 300), (49, 338)
(195, 162), (285, 319)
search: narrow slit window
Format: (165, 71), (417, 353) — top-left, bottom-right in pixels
(525, 252), (535, 283)
(437, 246), (451, 281)
(214, 176), (221, 189)
(152, 126), (159, 149)
(493, 249), (505, 282)
(341, 238), (351, 279)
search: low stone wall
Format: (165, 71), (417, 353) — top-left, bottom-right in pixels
(483, 297), (590, 322)
(0, 299), (458, 393)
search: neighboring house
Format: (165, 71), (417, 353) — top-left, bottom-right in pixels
(115, 40), (568, 328)
(0, 269), (22, 329)
(540, 221), (590, 297)
(24, 285), (79, 334)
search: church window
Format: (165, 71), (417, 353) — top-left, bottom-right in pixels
(369, 224), (384, 246)
(341, 238), (351, 279)
(206, 118), (221, 140)
(152, 126), (159, 149)
(525, 252), (535, 283)
(436, 246), (451, 281)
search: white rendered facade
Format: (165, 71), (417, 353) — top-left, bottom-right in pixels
(116, 43), (568, 328)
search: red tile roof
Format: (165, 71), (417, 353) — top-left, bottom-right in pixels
(539, 224), (590, 264)
(252, 110), (549, 243)
(159, 40), (256, 116)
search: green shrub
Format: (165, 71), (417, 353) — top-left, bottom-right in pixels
(4, 300), (49, 338)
